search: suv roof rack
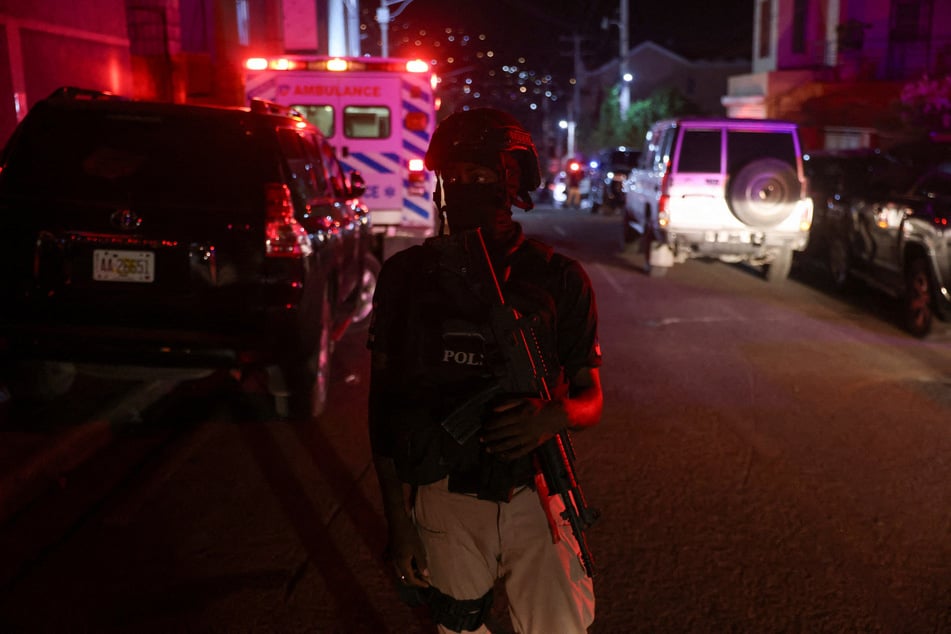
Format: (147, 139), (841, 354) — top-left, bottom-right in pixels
(46, 86), (126, 102)
(249, 98), (302, 119)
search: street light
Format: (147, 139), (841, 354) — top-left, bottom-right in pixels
(559, 119), (576, 160)
(375, 0), (415, 57)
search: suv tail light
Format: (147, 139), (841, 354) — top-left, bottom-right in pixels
(264, 183), (313, 257)
(657, 167), (671, 228)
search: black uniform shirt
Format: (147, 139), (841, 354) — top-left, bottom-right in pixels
(367, 224), (600, 490)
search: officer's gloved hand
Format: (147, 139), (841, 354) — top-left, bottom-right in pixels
(481, 397), (566, 461)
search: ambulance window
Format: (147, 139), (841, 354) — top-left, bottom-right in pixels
(343, 106), (391, 139)
(292, 105), (334, 137)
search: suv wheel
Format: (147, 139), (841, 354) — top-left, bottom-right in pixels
(351, 254), (381, 327)
(281, 287), (333, 419)
(765, 247), (793, 283)
(728, 159), (800, 228)
(903, 257), (934, 338)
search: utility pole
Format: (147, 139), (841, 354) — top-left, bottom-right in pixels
(376, 0), (415, 57)
(619, 0), (630, 117)
(558, 30), (586, 161)
(572, 31), (582, 152)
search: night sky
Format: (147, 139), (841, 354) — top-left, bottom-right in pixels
(357, 0), (753, 135)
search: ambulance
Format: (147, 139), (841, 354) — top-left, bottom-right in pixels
(244, 56), (439, 260)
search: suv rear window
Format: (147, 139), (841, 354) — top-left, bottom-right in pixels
(727, 131), (797, 172)
(1, 109), (267, 209)
(676, 130), (721, 173)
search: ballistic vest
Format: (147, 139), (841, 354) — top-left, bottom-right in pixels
(388, 235), (568, 500)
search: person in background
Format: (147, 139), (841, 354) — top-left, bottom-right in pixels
(565, 161), (584, 209)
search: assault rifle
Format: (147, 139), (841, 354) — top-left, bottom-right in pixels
(437, 228), (599, 577)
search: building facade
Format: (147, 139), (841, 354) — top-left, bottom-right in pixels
(585, 40), (751, 121)
(724, 0), (951, 149)
(0, 1), (133, 143)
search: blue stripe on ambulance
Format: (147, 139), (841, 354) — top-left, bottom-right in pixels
(344, 152), (397, 174)
(403, 197), (431, 219)
(404, 137), (428, 157)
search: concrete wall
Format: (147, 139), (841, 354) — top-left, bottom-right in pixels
(0, 1), (132, 143)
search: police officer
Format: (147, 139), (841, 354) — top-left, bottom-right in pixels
(368, 107), (603, 633)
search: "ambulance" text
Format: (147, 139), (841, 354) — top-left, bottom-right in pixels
(293, 85), (382, 97)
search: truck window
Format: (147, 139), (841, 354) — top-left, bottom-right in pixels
(727, 131), (797, 172)
(344, 106), (391, 139)
(656, 127), (676, 172)
(677, 130), (721, 173)
(292, 105), (334, 138)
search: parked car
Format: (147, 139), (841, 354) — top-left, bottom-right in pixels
(0, 86), (378, 418)
(623, 118), (813, 281)
(830, 161), (951, 337)
(799, 148), (899, 277)
(590, 147), (640, 214)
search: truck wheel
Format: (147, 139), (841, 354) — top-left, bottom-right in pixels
(728, 159), (800, 228)
(765, 247), (793, 283)
(903, 257), (934, 338)
(827, 236), (851, 291)
(622, 207), (641, 244)
(281, 287), (333, 419)
(350, 253), (381, 327)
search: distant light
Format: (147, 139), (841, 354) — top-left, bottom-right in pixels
(559, 120), (568, 129)
(623, 72), (634, 82)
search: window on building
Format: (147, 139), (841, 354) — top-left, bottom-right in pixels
(891, 0), (928, 42)
(758, 1), (771, 58)
(236, 0), (249, 46)
(792, 0), (808, 54)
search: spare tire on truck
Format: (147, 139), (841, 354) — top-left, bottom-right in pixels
(727, 158), (800, 228)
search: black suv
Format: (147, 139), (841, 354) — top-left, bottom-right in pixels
(0, 87), (377, 417)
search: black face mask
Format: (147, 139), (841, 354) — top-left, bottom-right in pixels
(442, 182), (515, 242)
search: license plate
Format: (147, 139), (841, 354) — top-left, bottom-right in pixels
(716, 231), (750, 243)
(93, 249), (154, 283)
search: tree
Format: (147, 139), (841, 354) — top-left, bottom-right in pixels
(899, 74), (951, 136)
(584, 85), (700, 151)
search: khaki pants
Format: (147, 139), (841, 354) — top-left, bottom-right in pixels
(414, 477), (595, 634)
(566, 186), (582, 208)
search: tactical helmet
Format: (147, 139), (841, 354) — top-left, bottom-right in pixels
(424, 108), (541, 192)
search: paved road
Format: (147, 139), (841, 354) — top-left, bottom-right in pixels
(2, 204), (951, 632)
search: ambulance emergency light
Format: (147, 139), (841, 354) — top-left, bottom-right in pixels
(245, 57), (431, 74)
